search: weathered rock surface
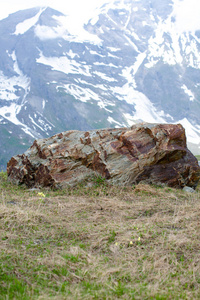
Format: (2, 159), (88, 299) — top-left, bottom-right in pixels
(7, 123), (200, 189)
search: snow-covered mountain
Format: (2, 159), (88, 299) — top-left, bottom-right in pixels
(0, 0), (200, 170)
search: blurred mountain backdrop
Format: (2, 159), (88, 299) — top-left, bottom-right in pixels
(0, 0), (200, 170)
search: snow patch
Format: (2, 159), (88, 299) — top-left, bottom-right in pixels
(181, 85), (195, 101)
(123, 113), (136, 127)
(178, 118), (200, 145)
(93, 62), (118, 68)
(124, 35), (139, 52)
(58, 83), (114, 113)
(145, 1), (200, 68)
(42, 99), (45, 109)
(53, 15), (102, 45)
(106, 47), (121, 52)
(108, 52), (121, 59)
(75, 78), (108, 91)
(61, 84), (100, 103)
(114, 84), (167, 124)
(29, 115), (45, 132)
(90, 50), (106, 58)
(0, 103), (34, 137)
(36, 51), (92, 77)
(121, 53), (146, 89)
(133, 7), (138, 12)
(34, 24), (68, 40)
(93, 71), (116, 82)
(90, 15), (99, 26)
(107, 116), (122, 126)
(115, 56), (174, 125)
(146, 17), (183, 66)
(35, 14), (102, 44)
(132, 52), (146, 74)
(172, 0), (200, 34)
(67, 50), (79, 59)
(13, 8), (46, 35)
(131, 31), (140, 41)
(142, 21), (149, 26)
(0, 56), (30, 102)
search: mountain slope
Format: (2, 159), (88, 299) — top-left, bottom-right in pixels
(0, 1), (200, 170)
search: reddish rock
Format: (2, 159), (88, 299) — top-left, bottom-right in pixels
(7, 123), (200, 189)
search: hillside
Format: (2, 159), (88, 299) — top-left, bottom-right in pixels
(0, 172), (200, 299)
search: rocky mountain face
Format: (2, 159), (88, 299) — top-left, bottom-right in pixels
(0, 0), (200, 170)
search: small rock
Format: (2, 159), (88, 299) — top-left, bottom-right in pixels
(183, 186), (196, 193)
(7, 201), (17, 205)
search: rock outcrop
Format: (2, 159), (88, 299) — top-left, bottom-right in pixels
(7, 123), (200, 189)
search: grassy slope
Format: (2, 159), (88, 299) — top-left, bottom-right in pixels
(0, 172), (200, 300)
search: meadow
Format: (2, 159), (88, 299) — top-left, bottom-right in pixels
(0, 171), (200, 299)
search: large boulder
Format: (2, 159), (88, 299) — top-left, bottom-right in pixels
(7, 123), (200, 189)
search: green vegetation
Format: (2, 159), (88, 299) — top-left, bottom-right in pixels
(0, 171), (200, 299)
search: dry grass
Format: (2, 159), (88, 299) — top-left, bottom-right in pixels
(0, 171), (200, 299)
